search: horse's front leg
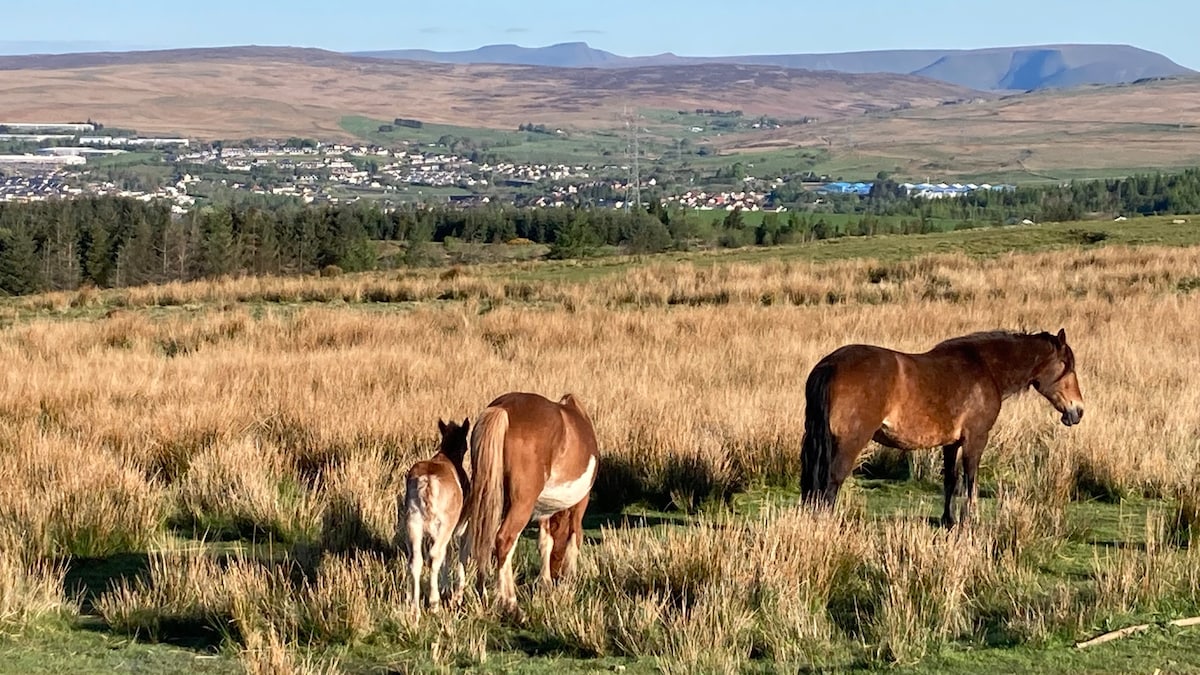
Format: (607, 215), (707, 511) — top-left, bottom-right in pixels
(941, 443), (961, 528)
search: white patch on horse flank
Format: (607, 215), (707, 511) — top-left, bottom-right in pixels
(534, 455), (596, 518)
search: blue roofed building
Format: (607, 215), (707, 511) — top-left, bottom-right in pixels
(818, 181), (873, 196)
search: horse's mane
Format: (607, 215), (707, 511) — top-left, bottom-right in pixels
(936, 330), (1046, 347)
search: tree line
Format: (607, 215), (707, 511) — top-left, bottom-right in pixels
(0, 198), (679, 295)
(790, 168), (1200, 223)
(1, 169), (1198, 296)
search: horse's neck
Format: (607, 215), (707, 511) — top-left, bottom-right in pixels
(433, 449), (470, 491)
(447, 455), (470, 492)
(976, 335), (1053, 397)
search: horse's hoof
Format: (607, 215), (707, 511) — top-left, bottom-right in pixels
(497, 598), (522, 620)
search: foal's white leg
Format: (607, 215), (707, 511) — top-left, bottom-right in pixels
(406, 510), (424, 611)
(451, 520), (469, 605)
(427, 519), (452, 612)
(537, 517), (554, 585)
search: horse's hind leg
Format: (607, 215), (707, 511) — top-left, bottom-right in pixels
(549, 494), (589, 581)
(494, 493), (537, 612)
(941, 443), (962, 528)
(427, 519), (452, 611)
(406, 512), (425, 610)
(537, 516), (554, 585)
(822, 432), (869, 507)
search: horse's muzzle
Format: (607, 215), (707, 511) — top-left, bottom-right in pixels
(1061, 406), (1083, 426)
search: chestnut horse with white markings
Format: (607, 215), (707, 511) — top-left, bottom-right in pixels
(464, 391), (598, 611)
(800, 329), (1084, 526)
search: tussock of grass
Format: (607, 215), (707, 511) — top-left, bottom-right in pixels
(1170, 479), (1200, 547)
(0, 424), (166, 558)
(171, 438), (320, 545)
(0, 532), (75, 634)
(239, 627), (341, 675)
(316, 450), (402, 554)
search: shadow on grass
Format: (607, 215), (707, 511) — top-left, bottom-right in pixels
(77, 614), (228, 653)
(591, 453), (746, 515)
(509, 630), (599, 659)
(64, 553), (227, 653)
(63, 552), (150, 614)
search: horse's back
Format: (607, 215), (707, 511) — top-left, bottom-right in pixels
(813, 339), (1000, 450)
(816, 344), (903, 398)
(483, 391), (597, 508)
(486, 391), (596, 456)
(406, 456), (466, 530)
(804, 343), (900, 441)
(485, 392), (566, 452)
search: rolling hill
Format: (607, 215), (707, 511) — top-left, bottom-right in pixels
(355, 42), (1194, 91)
(4, 45), (1200, 180)
(0, 46), (979, 138)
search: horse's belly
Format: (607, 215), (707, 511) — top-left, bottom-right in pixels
(875, 418), (957, 451)
(534, 455), (596, 518)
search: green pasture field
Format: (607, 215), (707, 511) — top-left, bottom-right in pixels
(340, 116), (630, 167)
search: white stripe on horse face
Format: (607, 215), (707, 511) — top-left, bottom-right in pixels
(534, 455), (596, 518)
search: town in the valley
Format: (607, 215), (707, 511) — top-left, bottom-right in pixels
(0, 120), (1011, 214)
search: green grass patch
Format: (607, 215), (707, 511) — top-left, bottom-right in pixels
(340, 116), (629, 166)
(493, 214), (1200, 284)
(83, 151), (164, 169)
(0, 619), (238, 675)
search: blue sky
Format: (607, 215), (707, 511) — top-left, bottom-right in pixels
(2, 0), (1198, 69)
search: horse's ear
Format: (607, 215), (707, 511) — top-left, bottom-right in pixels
(462, 417), (470, 432)
(1056, 328), (1067, 344)
(437, 419), (447, 434)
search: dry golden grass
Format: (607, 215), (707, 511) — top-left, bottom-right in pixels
(239, 628), (341, 675)
(0, 531), (73, 634)
(2, 241), (1199, 668)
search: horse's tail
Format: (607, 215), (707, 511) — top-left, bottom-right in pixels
(465, 405), (508, 582)
(800, 362), (836, 505)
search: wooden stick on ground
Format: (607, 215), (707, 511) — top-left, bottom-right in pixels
(1075, 623), (1152, 649)
(1075, 616), (1200, 649)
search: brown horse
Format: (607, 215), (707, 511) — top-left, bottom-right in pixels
(800, 329), (1084, 526)
(464, 392), (598, 611)
(402, 418), (470, 611)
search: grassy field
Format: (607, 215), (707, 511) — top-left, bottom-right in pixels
(683, 208), (967, 231)
(2, 217), (1200, 673)
(340, 116), (632, 167)
(82, 151), (165, 169)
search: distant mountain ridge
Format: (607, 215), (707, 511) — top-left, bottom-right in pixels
(354, 42), (1194, 91)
